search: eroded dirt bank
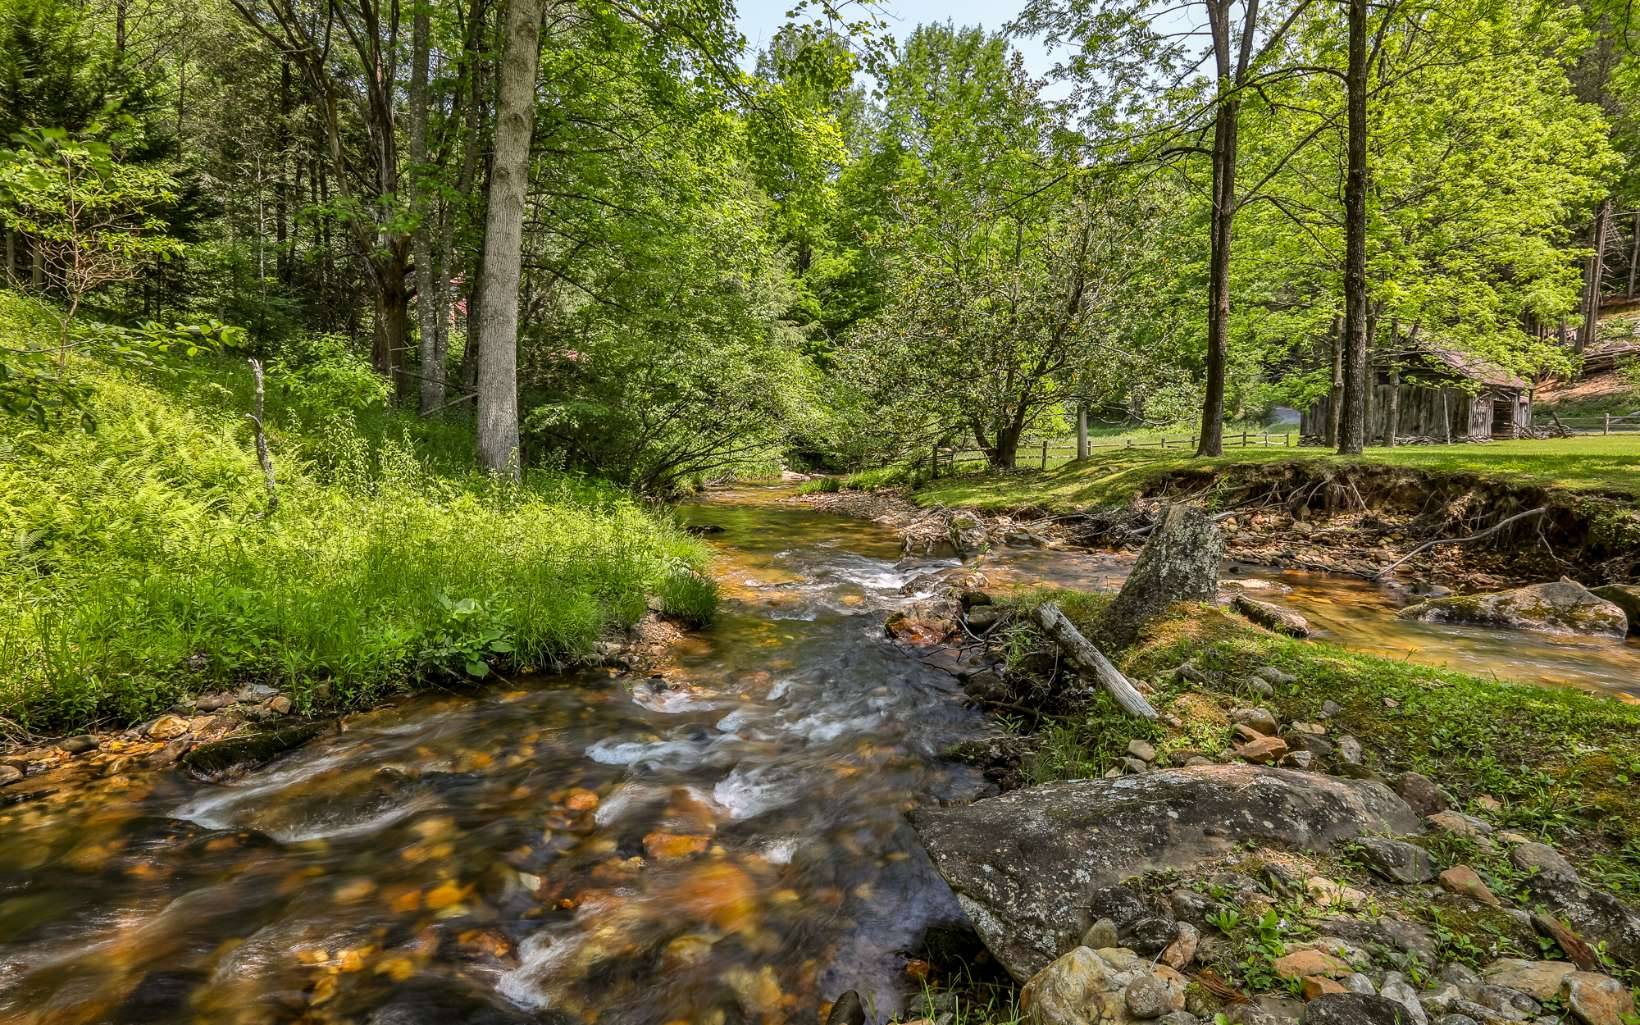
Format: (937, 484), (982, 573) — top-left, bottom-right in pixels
(804, 460), (1640, 590)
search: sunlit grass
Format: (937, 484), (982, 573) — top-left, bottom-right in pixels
(915, 434), (1640, 513)
(0, 292), (712, 733)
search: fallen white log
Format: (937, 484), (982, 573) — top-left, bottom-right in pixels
(1032, 601), (1158, 719)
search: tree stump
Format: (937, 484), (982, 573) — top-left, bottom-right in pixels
(1101, 505), (1225, 650)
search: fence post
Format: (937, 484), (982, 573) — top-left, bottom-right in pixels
(1160, 437), (1168, 450)
(1284, 433), (1290, 447)
(1126, 438), (1133, 449)
(1041, 439), (1049, 470)
(1605, 414), (1611, 435)
(1240, 430), (1248, 448)
(1262, 432), (1269, 447)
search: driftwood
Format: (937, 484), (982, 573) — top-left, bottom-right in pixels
(1032, 601), (1157, 719)
(1374, 506), (1547, 579)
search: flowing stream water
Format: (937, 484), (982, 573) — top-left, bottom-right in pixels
(2, 485), (1636, 1025)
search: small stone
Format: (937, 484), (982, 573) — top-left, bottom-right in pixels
(1279, 750), (1314, 770)
(268, 695), (293, 716)
(1475, 984), (1539, 1017)
(1320, 700), (1343, 718)
(1394, 771), (1452, 817)
(1303, 976), (1348, 1000)
(196, 691), (236, 712)
(1081, 918), (1120, 950)
(1125, 973), (1178, 1019)
(1383, 697), (1400, 709)
(0, 764), (21, 786)
(1497, 830), (1533, 845)
(1159, 922), (1198, 969)
(1433, 1017), (1479, 1025)
(1289, 721), (1327, 736)
(145, 715), (191, 741)
(1510, 843), (1578, 885)
(1231, 707), (1279, 736)
(1158, 1013), (1199, 1025)
(1427, 810), (1494, 839)
(1336, 734), (1364, 765)
(1345, 973), (1377, 995)
(1123, 757), (1151, 774)
(1306, 877), (1367, 911)
(1481, 960), (1575, 1002)
(1356, 837), (1436, 884)
(235, 683), (278, 702)
(1246, 678), (1275, 699)
(1475, 795), (1503, 814)
(1439, 865), (1501, 906)
(1273, 948), (1351, 980)
(1306, 993), (1424, 1024)
(1440, 964), (1481, 990)
(1381, 972), (1430, 1025)
(1236, 735), (1289, 765)
(60, 735), (99, 755)
(1184, 756), (1214, 767)
(1253, 666), (1297, 686)
(1563, 970), (1631, 1025)
(1127, 738), (1157, 763)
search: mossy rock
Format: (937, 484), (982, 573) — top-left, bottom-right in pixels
(1400, 579), (1627, 638)
(181, 721), (329, 782)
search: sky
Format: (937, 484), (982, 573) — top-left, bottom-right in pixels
(733, 0), (1064, 79)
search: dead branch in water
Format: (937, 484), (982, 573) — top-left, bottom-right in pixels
(1374, 506), (1547, 580)
(1032, 601), (1157, 719)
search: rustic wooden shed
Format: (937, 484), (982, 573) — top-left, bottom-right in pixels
(1302, 348), (1532, 444)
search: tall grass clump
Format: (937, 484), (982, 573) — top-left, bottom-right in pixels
(0, 292), (714, 734)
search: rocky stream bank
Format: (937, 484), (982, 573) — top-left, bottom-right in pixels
(848, 504), (1640, 1025)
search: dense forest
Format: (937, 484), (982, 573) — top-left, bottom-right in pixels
(4, 0), (1636, 481)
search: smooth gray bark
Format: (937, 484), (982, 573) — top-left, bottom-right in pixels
(475, 0), (544, 476)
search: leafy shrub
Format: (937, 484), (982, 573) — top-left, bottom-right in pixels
(656, 565), (719, 626)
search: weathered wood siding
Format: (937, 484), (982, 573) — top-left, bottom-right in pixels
(1302, 384), (1528, 442)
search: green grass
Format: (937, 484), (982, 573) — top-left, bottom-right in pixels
(1011, 596), (1640, 901)
(0, 290), (713, 735)
(913, 435), (1640, 513)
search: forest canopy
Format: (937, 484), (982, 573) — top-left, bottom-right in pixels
(0, 0), (1634, 480)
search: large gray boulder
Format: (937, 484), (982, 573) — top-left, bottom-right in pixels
(1101, 505), (1225, 651)
(1399, 579), (1627, 638)
(912, 764), (1419, 980)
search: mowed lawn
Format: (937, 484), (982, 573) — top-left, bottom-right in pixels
(915, 434), (1640, 513)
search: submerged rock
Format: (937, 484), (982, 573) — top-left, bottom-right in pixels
(1399, 579), (1627, 638)
(911, 764), (1418, 979)
(181, 721), (329, 782)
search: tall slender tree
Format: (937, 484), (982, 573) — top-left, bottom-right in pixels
(475, 0), (543, 475)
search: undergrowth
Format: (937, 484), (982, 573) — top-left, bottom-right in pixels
(0, 290), (714, 735)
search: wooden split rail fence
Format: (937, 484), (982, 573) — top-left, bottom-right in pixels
(933, 430), (1294, 476)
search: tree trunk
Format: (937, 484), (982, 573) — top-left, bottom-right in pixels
(1326, 315), (1343, 447)
(1076, 404), (1089, 460)
(276, 60), (292, 285)
(410, 2), (445, 414)
(1337, 0), (1370, 456)
(1580, 199), (1611, 354)
(1100, 505), (1225, 652)
(1198, 95), (1239, 458)
(475, 0), (544, 477)
(1384, 365), (1400, 447)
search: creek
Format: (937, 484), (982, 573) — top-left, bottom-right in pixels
(1, 485), (1635, 1025)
